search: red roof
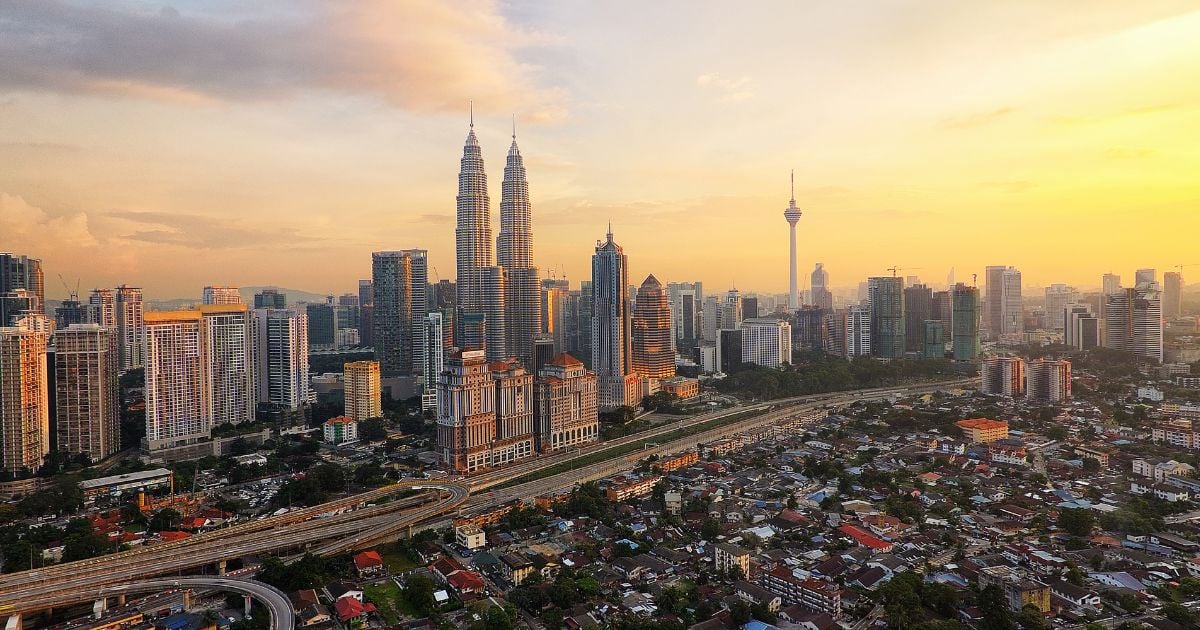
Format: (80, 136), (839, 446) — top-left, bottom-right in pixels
(549, 352), (583, 367)
(353, 550), (383, 571)
(158, 530), (191, 542)
(838, 524), (892, 550)
(447, 570), (486, 593)
(334, 597), (375, 622)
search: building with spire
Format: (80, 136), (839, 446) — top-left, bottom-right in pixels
(456, 107), (506, 361)
(784, 172), (802, 310)
(498, 119), (541, 369)
(632, 275), (675, 381)
(592, 225), (636, 410)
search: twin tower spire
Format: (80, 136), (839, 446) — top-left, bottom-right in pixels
(455, 107), (540, 368)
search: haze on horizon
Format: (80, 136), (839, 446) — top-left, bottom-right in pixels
(1, 1), (1198, 299)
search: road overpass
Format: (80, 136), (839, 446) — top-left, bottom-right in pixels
(99, 577), (293, 630)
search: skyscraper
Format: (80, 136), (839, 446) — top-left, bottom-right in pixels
(114, 285), (145, 370)
(372, 250), (429, 377)
(810, 263), (832, 311)
(573, 281), (594, 367)
(541, 278), (569, 353)
(667, 282), (703, 350)
(700, 295), (720, 343)
(202, 286), (241, 305)
(1104, 283), (1164, 362)
(357, 280), (374, 349)
(922, 321), (945, 359)
(868, 277), (905, 359)
(498, 123), (541, 369)
(903, 283), (933, 353)
(305, 300), (337, 350)
(0, 253), (44, 323)
(592, 225), (635, 410)
(1044, 284), (1078, 332)
(344, 360), (382, 422)
(198, 304), (255, 427)
(1065, 305), (1099, 350)
(631, 275), (675, 381)
(54, 297), (88, 329)
(984, 266), (1022, 340)
(455, 113), (505, 361)
(0, 316), (50, 476)
(1164, 272), (1183, 319)
(253, 288), (287, 309)
(951, 283), (981, 361)
(534, 353), (599, 453)
(1136, 268), (1157, 285)
(421, 311), (447, 411)
(783, 172), (802, 310)
(931, 290), (953, 343)
(740, 318), (792, 368)
(436, 349), (535, 472)
(842, 305), (871, 358)
(721, 288), (743, 331)
(1102, 273), (1122, 297)
(54, 324), (120, 461)
(251, 308), (309, 411)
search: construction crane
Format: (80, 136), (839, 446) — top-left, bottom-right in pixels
(886, 266), (922, 278)
(1173, 263), (1200, 275)
(57, 274), (80, 301)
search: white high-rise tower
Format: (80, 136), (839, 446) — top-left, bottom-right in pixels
(784, 171), (802, 310)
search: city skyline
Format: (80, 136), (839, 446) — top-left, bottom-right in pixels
(2, 2), (1198, 297)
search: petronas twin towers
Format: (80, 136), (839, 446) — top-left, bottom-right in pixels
(455, 112), (540, 368)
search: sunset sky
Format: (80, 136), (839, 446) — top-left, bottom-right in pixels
(1, 1), (1198, 300)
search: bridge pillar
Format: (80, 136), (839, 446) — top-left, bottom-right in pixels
(244, 594), (253, 619)
(217, 559), (227, 575)
(183, 590), (191, 610)
(407, 523), (413, 539)
(93, 597), (106, 619)
(117, 594), (126, 606)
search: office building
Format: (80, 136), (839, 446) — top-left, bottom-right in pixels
(344, 360), (382, 422)
(253, 289), (287, 310)
(842, 306), (871, 358)
(534, 353), (599, 453)
(251, 308), (309, 412)
(372, 250), (429, 377)
(981, 355), (1026, 397)
(541, 278), (569, 353)
(337, 293), (360, 331)
(489, 358), (535, 466)
(922, 321), (945, 359)
(0, 254), (44, 324)
(592, 226), (635, 409)
(667, 282), (703, 350)
(721, 289), (744, 331)
(701, 295), (720, 343)
(741, 318), (792, 368)
(0, 317), (50, 475)
(1136, 268), (1157, 285)
(91, 286), (144, 370)
(742, 296), (759, 321)
(868, 277), (905, 359)
(1102, 273), (1122, 297)
(455, 116), (506, 362)
(904, 283), (933, 353)
(53, 324), (120, 461)
(570, 281), (593, 367)
(932, 290), (953, 342)
(1164, 272), (1183, 319)
(791, 306), (826, 353)
(1027, 358), (1071, 402)
(631, 275), (674, 381)
(951, 283), (981, 361)
(783, 172), (803, 309)
(1044, 284), (1078, 332)
(305, 300), (338, 350)
(202, 286), (241, 305)
(719, 329), (743, 373)
(533, 336), (555, 376)
(984, 266), (1023, 339)
(1104, 282), (1164, 362)
(54, 298), (88, 329)
(811, 263), (833, 311)
(498, 126), (541, 369)
(1065, 305), (1100, 350)
(357, 280), (373, 348)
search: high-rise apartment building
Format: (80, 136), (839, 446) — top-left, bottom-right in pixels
(357, 280), (374, 348)
(842, 306), (871, 358)
(53, 324), (120, 461)
(344, 360), (382, 422)
(903, 284), (933, 353)
(534, 353), (599, 453)
(253, 289), (287, 310)
(984, 266), (1023, 340)
(455, 117), (506, 362)
(1044, 284), (1078, 332)
(811, 263), (833, 311)
(0, 317), (50, 476)
(1026, 359), (1071, 402)
(792, 306), (827, 353)
(202, 286), (241, 305)
(592, 226), (635, 409)
(1104, 283), (1164, 362)
(1164, 272), (1183, 319)
(498, 127), (540, 369)
(91, 286), (145, 370)
(631, 275), (675, 381)
(0, 253), (44, 324)
(144, 305), (255, 451)
(868, 277), (905, 359)
(951, 283), (981, 361)
(421, 311), (448, 410)
(981, 355), (1026, 397)
(251, 308), (309, 411)
(932, 290), (953, 343)
(741, 318), (792, 368)
(372, 250), (429, 377)
(922, 321), (945, 359)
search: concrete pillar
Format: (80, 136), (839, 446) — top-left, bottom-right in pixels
(93, 598), (106, 619)
(244, 594), (252, 619)
(116, 595), (126, 606)
(217, 559), (227, 575)
(183, 590), (191, 610)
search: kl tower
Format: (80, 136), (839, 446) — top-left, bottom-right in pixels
(784, 170), (802, 310)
